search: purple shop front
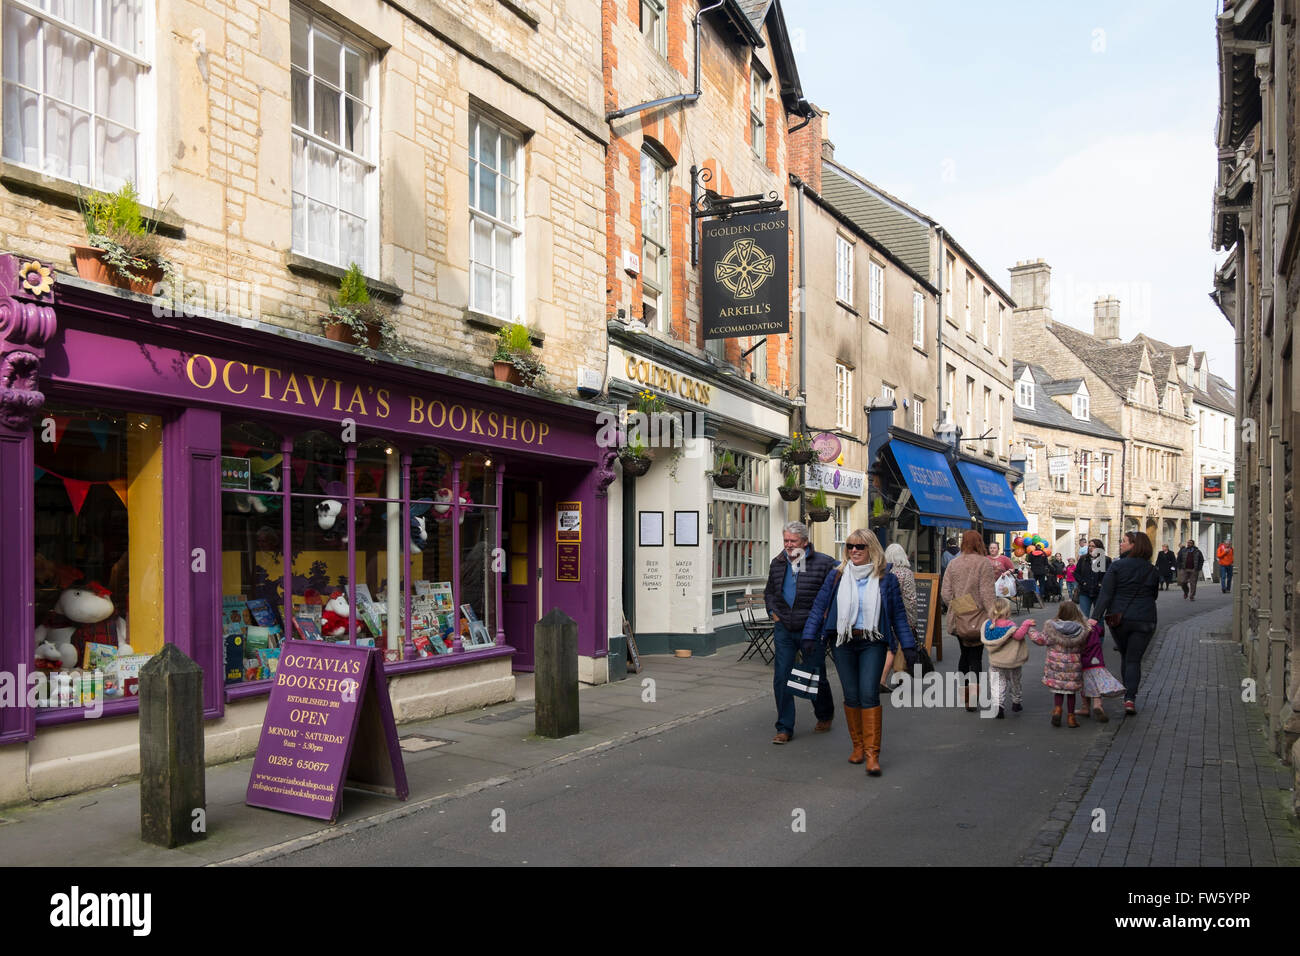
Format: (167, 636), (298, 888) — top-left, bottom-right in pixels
(0, 259), (611, 746)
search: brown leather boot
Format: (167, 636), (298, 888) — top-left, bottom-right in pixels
(844, 705), (864, 764)
(862, 706), (883, 776)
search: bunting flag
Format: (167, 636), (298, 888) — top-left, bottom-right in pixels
(34, 467), (45, 482)
(227, 441), (251, 458)
(249, 453), (282, 475)
(85, 418), (112, 452)
(108, 478), (128, 508)
(292, 457), (310, 489)
(50, 415), (71, 453)
(64, 478), (92, 516)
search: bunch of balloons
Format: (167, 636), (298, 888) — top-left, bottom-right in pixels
(1011, 534), (1053, 558)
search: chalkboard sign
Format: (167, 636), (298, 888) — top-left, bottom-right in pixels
(622, 614), (641, 674)
(245, 640), (408, 823)
(911, 573), (939, 656)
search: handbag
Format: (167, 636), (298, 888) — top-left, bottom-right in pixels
(786, 663), (822, 700)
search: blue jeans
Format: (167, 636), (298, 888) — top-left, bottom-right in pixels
(1078, 593), (1094, 619)
(772, 623), (834, 735)
(830, 638), (888, 709)
(1221, 565), (1232, 591)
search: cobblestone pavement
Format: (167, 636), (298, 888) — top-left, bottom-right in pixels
(1022, 603), (1300, 866)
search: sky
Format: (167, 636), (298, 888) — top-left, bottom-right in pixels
(784, 0), (1235, 386)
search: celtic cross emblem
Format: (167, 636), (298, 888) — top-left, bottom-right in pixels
(714, 238), (775, 299)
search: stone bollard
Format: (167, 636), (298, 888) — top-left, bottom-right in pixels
(139, 644), (206, 847)
(534, 608), (579, 738)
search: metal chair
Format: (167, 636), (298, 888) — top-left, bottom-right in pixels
(734, 594), (775, 665)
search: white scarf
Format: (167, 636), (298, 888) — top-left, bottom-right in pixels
(835, 561), (882, 646)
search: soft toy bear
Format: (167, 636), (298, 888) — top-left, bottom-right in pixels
(35, 582), (132, 668)
(235, 472), (281, 514)
(317, 499), (348, 542)
(320, 591), (350, 638)
(410, 513), (428, 553)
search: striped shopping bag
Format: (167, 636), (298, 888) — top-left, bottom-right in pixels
(786, 664), (822, 700)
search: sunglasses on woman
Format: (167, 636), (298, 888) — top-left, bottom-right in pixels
(845, 543), (868, 551)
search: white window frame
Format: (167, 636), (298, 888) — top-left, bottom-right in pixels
(982, 386), (991, 434)
(912, 396), (924, 433)
(836, 235), (854, 305)
(945, 366), (956, 423)
(750, 63), (766, 159)
(1073, 391), (1090, 420)
(1052, 446), (1068, 493)
(468, 110), (524, 321)
(997, 303), (1006, 357)
(965, 377), (974, 437)
(944, 254), (955, 318)
(1015, 375), (1034, 409)
(833, 503), (851, 545)
(982, 289), (991, 347)
(1099, 452), (1113, 495)
(880, 383), (895, 405)
(1024, 444), (1038, 473)
(1078, 449), (1091, 495)
(3, 0), (155, 198)
(836, 363), (852, 431)
(999, 395), (1006, 449)
(868, 260), (884, 325)
(291, 5), (380, 272)
(912, 290), (925, 346)
(964, 272), (974, 334)
(640, 0), (666, 57)
(640, 148), (671, 332)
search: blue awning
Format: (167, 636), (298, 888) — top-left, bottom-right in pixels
(886, 439), (971, 528)
(955, 461), (1028, 533)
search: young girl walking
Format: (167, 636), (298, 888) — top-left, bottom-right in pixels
(1030, 601), (1089, 727)
(980, 598), (1033, 718)
(1079, 619), (1125, 722)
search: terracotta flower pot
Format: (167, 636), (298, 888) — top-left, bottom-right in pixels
(69, 244), (164, 295)
(778, 485), (802, 501)
(806, 507), (831, 523)
(712, 472), (740, 488)
(620, 455), (652, 477)
(324, 319), (382, 349)
(493, 360), (523, 385)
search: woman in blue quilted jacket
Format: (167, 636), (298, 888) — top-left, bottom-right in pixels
(803, 529), (917, 777)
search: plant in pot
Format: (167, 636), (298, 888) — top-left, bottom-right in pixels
(618, 435), (652, 477)
(492, 322), (547, 388)
(72, 182), (176, 295)
(806, 487), (831, 522)
(323, 263), (408, 362)
(778, 467), (802, 501)
(710, 448), (741, 488)
(784, 430), (814, 466)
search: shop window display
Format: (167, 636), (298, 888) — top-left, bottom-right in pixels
(220, 424), (501, 685)
(33, 405), (163, 708)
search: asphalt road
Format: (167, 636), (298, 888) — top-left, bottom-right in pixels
(267, 585), (1231, 866)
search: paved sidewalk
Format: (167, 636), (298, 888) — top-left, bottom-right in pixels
(0, 651), (769, 866)
(1022, 605), (1300, 866)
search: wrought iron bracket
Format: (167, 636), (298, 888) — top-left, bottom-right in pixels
(690, 165), (783, 267)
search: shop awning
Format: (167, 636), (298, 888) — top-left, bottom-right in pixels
(886, 439), (971, 528)
(955, 461), (1028, 533)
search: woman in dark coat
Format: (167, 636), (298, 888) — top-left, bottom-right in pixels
(1074, 538), (1110, 619)
(1088, 531), (1160, 716)
(1154, 545), (1177, 590)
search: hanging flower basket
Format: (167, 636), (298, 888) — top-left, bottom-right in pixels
(778, 485), (802, 502)
(787, 449), (814, 465)
(806, 507), (831, 523)
(712, 472), (740, 489)
(621, 455), (652, 477)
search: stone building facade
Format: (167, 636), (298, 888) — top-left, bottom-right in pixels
(1211, 0), (1297, 802)
(816, 155), (1016, 468)
(783, 108), (939, 559)
(1012, 362), (1124, 556)
(1010, 260), (1196, 552)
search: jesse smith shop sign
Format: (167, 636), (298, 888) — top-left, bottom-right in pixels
(701, 211), (789, 340)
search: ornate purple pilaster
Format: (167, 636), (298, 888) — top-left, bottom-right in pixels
(0, 256), (57, 429)
(1, 255), (57, 745)
(595, 448), (619, 497)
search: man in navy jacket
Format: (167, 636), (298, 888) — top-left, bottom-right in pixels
(763, 521), (837, 743)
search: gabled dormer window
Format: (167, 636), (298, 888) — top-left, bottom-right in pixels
(1015, 369), (1034, 409)
(1072, 385), (1089, 420)
(1163, 386), (1184, 417)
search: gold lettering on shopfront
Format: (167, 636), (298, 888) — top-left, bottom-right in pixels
(280, 373), (305, 405)
(448, 405), (467, 432)
(222, 361), (249, 394)
(624, 355), (712, 406)
(186, 354), (218, 389)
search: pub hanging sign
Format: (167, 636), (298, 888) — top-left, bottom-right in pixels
(701, 211), (789, 340)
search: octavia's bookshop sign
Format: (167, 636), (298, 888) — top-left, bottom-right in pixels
(701, 211), (789, 339)
(246, 640), (408, 822)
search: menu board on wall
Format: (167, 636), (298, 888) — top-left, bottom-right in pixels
(556, 543), (580, 582)
(245, 641), (408, 822)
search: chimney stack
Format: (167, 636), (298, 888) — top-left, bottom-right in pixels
(788, 105), (830, 193)
(1008, 259), (1052, 318)
(1093, 296), (1122, 344)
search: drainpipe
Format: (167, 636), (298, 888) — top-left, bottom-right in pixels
(606, 0), (726, 122)
(935, 227), (946, 425)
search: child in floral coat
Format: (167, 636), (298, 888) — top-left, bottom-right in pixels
(1030, 600), (1088, 728)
